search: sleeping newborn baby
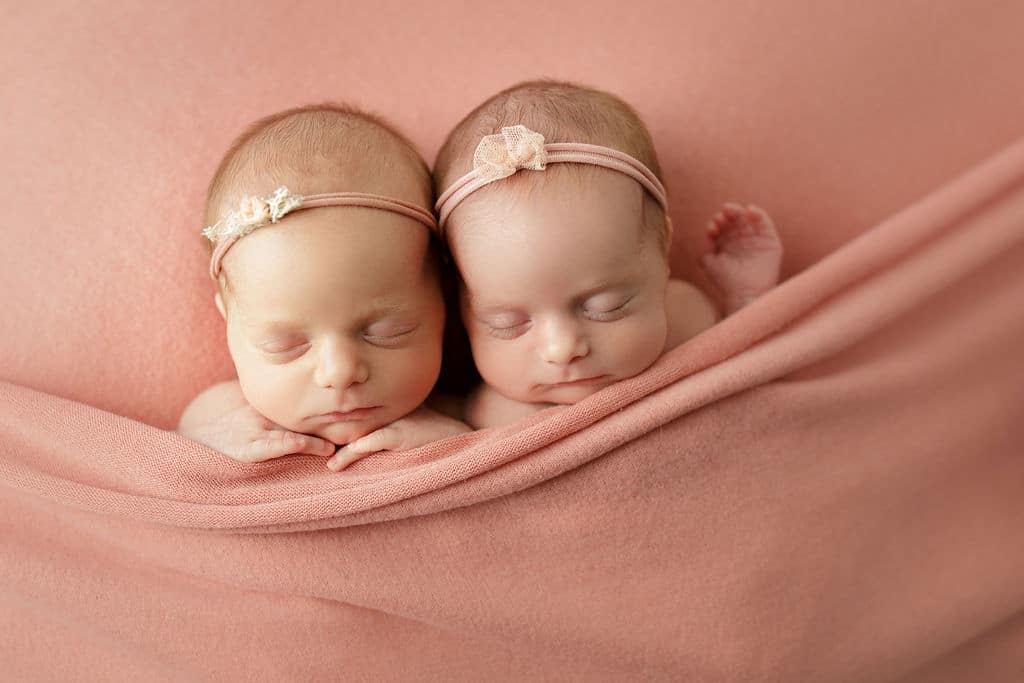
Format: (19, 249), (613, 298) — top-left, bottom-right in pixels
(178, 104), (469, 470)
(433, 80), (784, 428)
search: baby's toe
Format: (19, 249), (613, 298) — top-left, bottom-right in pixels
(722, 202), (743, 218)
(747, 204), (772, 221)
(749, 206), (779, 235)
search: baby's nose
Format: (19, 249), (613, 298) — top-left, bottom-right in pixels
(314, 339), (369, 389)
(539, 318), (589, 365)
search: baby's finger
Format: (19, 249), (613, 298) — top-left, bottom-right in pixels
(326, 446), (373, 472)
(287, 434), (337, 458)
(346, 427), (403, 454)
(242, 432), (334, 462)
(239, 436), (299, 463)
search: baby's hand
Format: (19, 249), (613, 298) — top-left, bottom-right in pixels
(326, 407), (471, 471)
(700, 203), (783, 313)
(182, 402), (337, 464)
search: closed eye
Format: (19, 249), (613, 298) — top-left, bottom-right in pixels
(363, 321), (419, 347)
(259, 340), (311, 361)
(582, 295), (633, 322)
(476, 310), (531, 340)
(486, 320), (531, 339)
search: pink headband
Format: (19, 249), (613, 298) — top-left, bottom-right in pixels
(434, 124), (669, 233)
(203, 186), (438, 280)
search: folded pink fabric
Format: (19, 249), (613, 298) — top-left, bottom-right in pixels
(2, 138), (1022, 680)
(4, 2), (1024, 679)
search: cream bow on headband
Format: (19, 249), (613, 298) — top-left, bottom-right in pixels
(202, 186), (304, 243)
(202, 186), (438, 280)
(472, 125), (548, 181)
(435, 124), (669, 232)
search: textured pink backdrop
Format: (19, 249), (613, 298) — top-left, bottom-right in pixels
(2, 0), (1022, 428)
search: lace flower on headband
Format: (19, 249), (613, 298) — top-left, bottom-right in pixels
(473, 125), (547, 181)
(202, 186), (439, 281)
(435, 124), (670, 232)
(202, 186), (304, 242)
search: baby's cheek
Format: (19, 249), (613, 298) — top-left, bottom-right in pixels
(247, 381), (300, 429)
(617, 315), (668, 373)
(231, 357), (302, 427)
(480, 346), (535, 400)
(464, 329), (498, 369)
(382, 344), (443, 407)
(469, 337), (513, 378)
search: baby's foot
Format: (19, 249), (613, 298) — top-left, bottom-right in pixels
(700, 203), (783, 313)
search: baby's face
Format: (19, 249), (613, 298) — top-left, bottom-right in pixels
(450, 170), (669, 405)
(220, 207), (445, 445)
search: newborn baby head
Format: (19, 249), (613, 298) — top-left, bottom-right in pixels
(204, 104), (444, 445)
(433, 80), (671, 405)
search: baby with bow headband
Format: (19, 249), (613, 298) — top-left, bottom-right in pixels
(433, 80), (784, 427)
(178, 104), (469, 469)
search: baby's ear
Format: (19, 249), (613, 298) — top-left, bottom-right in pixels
(214, 292), (226, 319)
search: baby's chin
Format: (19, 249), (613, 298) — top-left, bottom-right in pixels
(313, 420), (383, 446)
(307, 404), (418, 446)
(528, 380), (616, 405)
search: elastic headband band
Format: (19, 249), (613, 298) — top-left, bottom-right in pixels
(204, 186), (438, 280)
(435, 124), (669, 233)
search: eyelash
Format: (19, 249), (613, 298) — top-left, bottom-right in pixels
(259, 327), (416, 359)
(484, 299), (633, 339)
(487, 321), (531, 339)
(582, 300), (631, 322)
(261, 342), (310, 360)
(363, 329), (415, 347)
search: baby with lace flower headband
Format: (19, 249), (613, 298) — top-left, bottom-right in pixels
(178, 104), (469, 470)
(433, 80), (784, 428)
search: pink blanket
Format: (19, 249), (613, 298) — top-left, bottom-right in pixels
(3, 137), (1022, 679)
(3, 2), (1024, 680)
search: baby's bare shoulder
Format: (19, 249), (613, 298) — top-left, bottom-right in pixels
(664, 279), (720, 350)
(177, 379), (247, 431)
